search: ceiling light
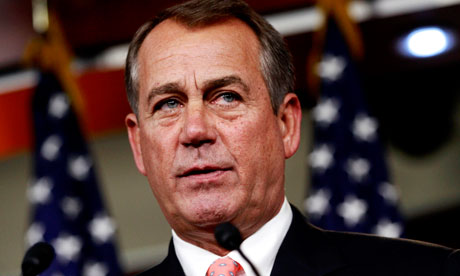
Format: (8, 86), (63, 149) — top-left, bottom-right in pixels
(398, 26), (454, 58)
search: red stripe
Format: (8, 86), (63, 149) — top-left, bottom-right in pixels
(0, 69), (131, 158)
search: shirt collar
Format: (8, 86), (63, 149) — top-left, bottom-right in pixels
(172, 198), (293, 276)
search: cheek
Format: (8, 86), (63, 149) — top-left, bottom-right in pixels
(224, 115), (281, 171)
(140, 132), (179, 211)
(219, 119), (254, 155)
(139, 128), (176, 183)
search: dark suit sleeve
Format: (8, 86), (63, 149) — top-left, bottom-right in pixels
(442, 249), (460, 276)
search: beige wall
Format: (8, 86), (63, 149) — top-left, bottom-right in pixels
(1, 109), (459, 274)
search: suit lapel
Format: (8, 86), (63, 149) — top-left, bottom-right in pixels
(154, 241), (186, 276)
(271, 206), (347, 276)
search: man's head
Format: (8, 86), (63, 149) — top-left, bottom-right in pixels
(125, 0), (295, 116)
(125, 0), (301, 252)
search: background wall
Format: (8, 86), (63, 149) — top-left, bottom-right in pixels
(1, 1), (460, 274)
(1, 105), (459, 274)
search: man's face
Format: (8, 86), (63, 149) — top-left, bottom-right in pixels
(126, 18), (300, 237)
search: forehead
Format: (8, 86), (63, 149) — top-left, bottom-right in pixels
(141, 17), (260, 56)
(136, 18), (262, 90)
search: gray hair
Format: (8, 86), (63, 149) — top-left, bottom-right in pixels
(125, 0), (295, 116)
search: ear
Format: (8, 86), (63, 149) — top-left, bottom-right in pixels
(126, 113), (147, 175)
(277, 93), (302, 159)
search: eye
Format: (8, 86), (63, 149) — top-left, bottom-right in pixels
(164, 99), (179, 108)
(221, 93), (236, 103)
(213, 92), (241, 106)
(154, 98), (181, 112)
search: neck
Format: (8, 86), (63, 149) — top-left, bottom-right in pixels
(176, 227), (230, 256)
(174, 198), (285, 256)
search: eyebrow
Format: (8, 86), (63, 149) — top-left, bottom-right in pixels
(202, 75), (250, 93)
(146, 75), (249, 105)
(147, 82), (183, 106)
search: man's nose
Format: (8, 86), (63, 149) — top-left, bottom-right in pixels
(179, 102), (216, 147)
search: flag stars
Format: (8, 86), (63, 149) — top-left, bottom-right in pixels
(313, 98), (340, 127)
(352, 114), (378, 142)
(83, 261), (109, 276)
(48, 93), (70, 119)
(52, 234), (82, 263)
(345, 157), (370, 182)
(68, 155), (92, 181)
(89, 214), (116, 244)
(25, 223), (45, 247)
(305, 189), (331, 218)
(29, 74), (122, 274)
(337, 195), (368, 227)
(316, 54), (347, 82)
(309, 144), (334, 172)
(308, 25), (404, 235)
(27, 177), (53, 204)
(373, 218), (403, 238)
(379, 182), (400, 205)
(61, 197), (83, 219)
(41, 135), (62, 161)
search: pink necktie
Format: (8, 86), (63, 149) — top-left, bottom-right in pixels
(206, 256), (245, 276)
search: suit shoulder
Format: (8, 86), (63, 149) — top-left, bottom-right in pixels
(326, 229), (454, 258)
(135, 263), (165, 276)
(325, 230), (456, 274)
(135, 242), (185, 276)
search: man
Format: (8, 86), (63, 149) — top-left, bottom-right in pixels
(124, 0), (460, 275)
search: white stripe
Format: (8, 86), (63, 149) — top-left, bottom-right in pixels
(2, 0), (460, 92)
(0, 70), (38, 95)
(374, 0), (460, 17)
(265, 6), (324, 36)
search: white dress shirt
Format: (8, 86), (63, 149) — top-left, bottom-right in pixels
(172, 197), (293, 276)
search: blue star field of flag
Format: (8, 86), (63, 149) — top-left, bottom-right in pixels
(26, 72), (123, 276)
(304, 18), (404, 238)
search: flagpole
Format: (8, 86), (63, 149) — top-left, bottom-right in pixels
(305, 0), (404, 238)
(24, 0), (86, 123)
(307, 0), (364, 99)
(23, 2), (124, 274)
(32, 0), (49, 35)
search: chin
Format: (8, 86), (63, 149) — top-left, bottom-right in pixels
(181, 196), (238, 227)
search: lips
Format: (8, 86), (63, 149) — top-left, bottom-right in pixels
(179, 166), (231, 178)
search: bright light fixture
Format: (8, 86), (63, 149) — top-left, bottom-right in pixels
(399, 26), (454, 58)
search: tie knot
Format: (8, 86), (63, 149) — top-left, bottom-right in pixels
(206, 256), (245, 276)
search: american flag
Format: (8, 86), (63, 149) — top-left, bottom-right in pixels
(304, 18), (404, 238)
(25, 72), (123, 276)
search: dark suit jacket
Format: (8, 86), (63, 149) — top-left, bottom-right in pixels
(138, 206), (460, 275)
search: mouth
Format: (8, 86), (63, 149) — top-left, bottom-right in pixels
(178, 166), (232, 178)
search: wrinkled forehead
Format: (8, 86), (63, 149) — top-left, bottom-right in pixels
(138, 17), (261, 65)
(136, 18), (263, 88)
